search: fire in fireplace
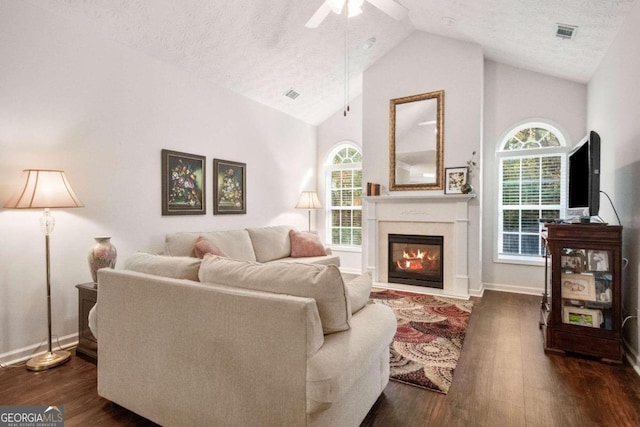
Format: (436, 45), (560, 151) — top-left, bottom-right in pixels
(388, 234), (444, 288)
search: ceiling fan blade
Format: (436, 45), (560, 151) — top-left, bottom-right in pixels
(366, 0), (408, 21)
(305, 1), (332, 28)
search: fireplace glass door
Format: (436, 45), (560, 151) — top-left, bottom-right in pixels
(388, 234), (444, 288)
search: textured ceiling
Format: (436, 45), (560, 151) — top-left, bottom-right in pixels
(24, 0), (637, 125)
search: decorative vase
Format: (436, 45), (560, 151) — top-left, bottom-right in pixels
(461, 183), (473, 194)
(88, 237), (117, 285)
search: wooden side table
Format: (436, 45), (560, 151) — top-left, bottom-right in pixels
(76, 283), (98, 362)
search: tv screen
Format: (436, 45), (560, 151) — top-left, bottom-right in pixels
(568, 131), (600, 218)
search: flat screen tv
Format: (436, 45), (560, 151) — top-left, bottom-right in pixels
(568, 130), (601, 218)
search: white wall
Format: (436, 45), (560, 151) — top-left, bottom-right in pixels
(316, 95), (363, 274)
(362, 31), (484, 293)
(587, 0), (640, 366)
(482, 60), (587, 294)
(0, 1), (317, 359)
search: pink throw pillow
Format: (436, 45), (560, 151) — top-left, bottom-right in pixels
(290, 230), (327, 258)
(193, 237), (228, 259)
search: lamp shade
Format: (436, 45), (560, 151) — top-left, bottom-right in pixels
(295, 191), (322, 210)
(4, 169), (84, 209)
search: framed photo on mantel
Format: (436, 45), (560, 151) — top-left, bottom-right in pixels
(444, 167), (468, 194)
(161, 149), (206, 215)
(213, 158), (246, 215)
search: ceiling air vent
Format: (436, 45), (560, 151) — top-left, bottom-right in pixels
(556, 24), (577, 40)
(284, 88), (301, 100)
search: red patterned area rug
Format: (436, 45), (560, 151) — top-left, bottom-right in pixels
(370, 289), (473, 394)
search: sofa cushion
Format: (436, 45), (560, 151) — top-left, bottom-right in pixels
(346, 273), (373, 314)
(193, 237), (228, 259)
(199, 256), (351, 334)
(164, 232), (200, 257)
(196, 280), (325, 358)
(165, 229), (256, 261)
(306, 303), (397, 414)
(275, 255), (341, 266)
(289, 230), (327, 257)
(246, 225), (292, 262)
(123, 252), (201, 281)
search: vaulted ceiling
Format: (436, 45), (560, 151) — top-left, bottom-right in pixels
(25, 0), (637, 125)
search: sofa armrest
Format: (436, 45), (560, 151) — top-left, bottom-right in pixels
(97, 269), (319, 426)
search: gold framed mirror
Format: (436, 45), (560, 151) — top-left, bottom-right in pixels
(389, 90), (444, 191)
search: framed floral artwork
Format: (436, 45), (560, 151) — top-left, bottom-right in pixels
(213, 159), (246, 215)
(445, 167), (468, 194)
(161, 149), (206, 215)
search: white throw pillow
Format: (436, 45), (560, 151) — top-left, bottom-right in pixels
(246, 225), (292, 262)
(199, 256), (351, 334)
(346, 273), (373, 314)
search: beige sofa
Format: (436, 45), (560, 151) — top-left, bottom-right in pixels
(164, 225), (340, 266)
(97, 252), (397, 426)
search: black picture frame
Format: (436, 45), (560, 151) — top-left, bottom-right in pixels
(444, 167), (468, 194)
(213, 158), (246, 215)
(161, 149), (206, 215)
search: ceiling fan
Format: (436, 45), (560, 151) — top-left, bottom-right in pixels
(305, 0), (408, 28)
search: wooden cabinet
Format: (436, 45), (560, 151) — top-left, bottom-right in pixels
(76, 283), (98, 362)
(540, 224), (623, 363)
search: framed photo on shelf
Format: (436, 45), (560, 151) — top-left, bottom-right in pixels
(213, 159), (246, 215)
(587, 250), (610, 271)
(593, 272), (613, 303)
(444, 167), (468, 194)
(560, 249), (587, 273)
(161, 149), (206, 216)
(561, 273), (596, 301)
(562, 306), (603, 328)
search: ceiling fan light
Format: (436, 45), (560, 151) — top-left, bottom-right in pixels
(327, 0), (346, 14)
(348, 5), (363, 17)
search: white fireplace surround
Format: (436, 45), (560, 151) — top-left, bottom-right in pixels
(363, 194), (475, 298)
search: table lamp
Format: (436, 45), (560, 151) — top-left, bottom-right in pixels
(4, 169), (84, 371)
(295, 191), (321, 232)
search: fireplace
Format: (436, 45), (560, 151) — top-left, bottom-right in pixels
(364, 195), (473, 297)
(388, 234), (444, 288)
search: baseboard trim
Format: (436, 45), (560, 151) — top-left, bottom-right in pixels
(482, 282), (544, 296)
(0, 333), (78, 367)
(469, 284), (485, 298)
(339, 267), (362, 276)
(624, 340), (640, 376)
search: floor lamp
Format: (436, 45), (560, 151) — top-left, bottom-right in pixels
(4, 169), (84, 371)
(295, 191), (321, 232)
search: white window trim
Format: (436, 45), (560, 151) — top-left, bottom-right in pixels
(325, 142), (363, 247)
(494, 123), (569, 264)
(326, 244), (362, 253)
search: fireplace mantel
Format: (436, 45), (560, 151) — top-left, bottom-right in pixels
(363, 194), (475, 203)
(363, 194), (475, 298)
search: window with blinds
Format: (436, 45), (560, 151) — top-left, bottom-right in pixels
(497, 124), (567, 260)
(326, 145), (362, 247)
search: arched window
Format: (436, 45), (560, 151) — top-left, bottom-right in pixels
(325, 143), (362, 247)
(497, 123), (568, 260)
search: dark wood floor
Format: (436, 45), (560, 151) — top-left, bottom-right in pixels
(2, 290), (640, 426)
